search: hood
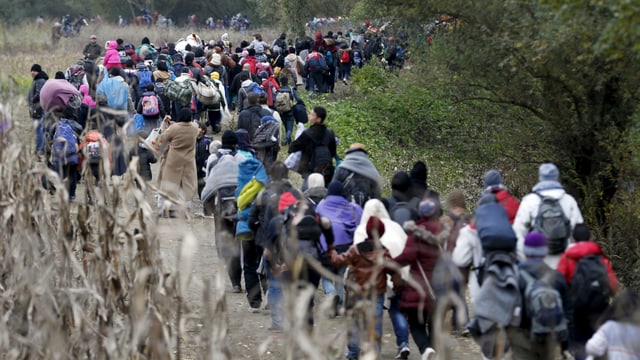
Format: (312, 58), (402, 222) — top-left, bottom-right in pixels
(564, 241), (603, 260)
(338, 150), (383, 187)
(304, 186), (327, 201)
(241, 79), (253, 88)
(532, 180), (564, 193)
(361, 198), (391, 221)
(403, 219), (450, 248)
(79, 84), (89, 96)
(108, 41), (117, 50)
(221, 33), (229, 41)
(354, 200), (407, 257)
(530, 187), (567, 199)
(34, 71), (49, 81)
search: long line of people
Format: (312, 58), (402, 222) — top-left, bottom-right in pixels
(27, 29), (637, 360)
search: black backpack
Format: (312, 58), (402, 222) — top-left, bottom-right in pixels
(342, 171), (374, 208)
(571, 254), (611, 313)
(309, 130), (334, 184)
(386, 196), (420, 226)
(216, 186), (238, 224)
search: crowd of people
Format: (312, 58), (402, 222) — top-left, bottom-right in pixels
(25, 29), (639, 360)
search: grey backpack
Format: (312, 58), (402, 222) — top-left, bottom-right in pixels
(533, 193), (571, 254)
(520, 269), (568, 343)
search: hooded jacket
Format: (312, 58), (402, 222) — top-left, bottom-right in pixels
(103, 41), (122, 70)
(556, 241), (619, 293)
(394, 217), (450, 311)
(332, 148), (382, 202)
(27, 70), (49, 118)
(235, 157), (268, 238)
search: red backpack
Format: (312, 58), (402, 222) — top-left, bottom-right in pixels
(493, 189), (520, 224)
(340, 50), (351, 64)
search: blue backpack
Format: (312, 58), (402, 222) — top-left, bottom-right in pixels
(137, 69), (153, 92)
(51, 120), (79, 166)
(243, 82), (265, 97)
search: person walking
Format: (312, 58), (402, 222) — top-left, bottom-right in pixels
(27, 64), (49, 159)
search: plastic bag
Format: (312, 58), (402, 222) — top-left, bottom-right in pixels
(284, 123), (306, 171)
(144, 128), (163, 152)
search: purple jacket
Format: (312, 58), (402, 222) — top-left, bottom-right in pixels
(316, 195), (363, 251)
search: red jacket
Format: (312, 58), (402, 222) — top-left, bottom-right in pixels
(393, 218), (450, 312)
(556, 241), (618, 294)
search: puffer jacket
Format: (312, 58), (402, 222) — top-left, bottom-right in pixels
(394, 218), (450, 311)
(556, 241), (619, 293)
(329, 241), (401, 295)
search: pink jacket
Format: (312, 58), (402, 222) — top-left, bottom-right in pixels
(79, 84), (96, 108)
(103, 41), (122, 70)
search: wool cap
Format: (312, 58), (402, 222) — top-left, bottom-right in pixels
(483, 169), (503, 188)
(446, 190), (466, 210)
(366, 216), (385, 239)
(539, 163), (559, 182)
(278, 191), (298, 213)
(327, 181), (345, 197)
(391, 171), (411, 192)
(572, 223), (590, 242)
(418, 198), (439, 219)
(31, 64), (42, 72)
(211, 53), (222, 66)
(523, 231), (548, 257)
(90, 34), (97, 39)
(221, 130), (237, 147)
(141, 36), (150, 45)
(307, 173), (325, 189)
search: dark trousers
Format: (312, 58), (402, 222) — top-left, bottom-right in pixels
(404, 307), (434, 354)
(55, 163), (79, 199)
(206, 109), (222, 133)
(215, 217), (242, 289)
(242, 239), (266, 308)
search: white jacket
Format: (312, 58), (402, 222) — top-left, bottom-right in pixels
(452, 224), (482, 300)
(512, 188), (583, 259)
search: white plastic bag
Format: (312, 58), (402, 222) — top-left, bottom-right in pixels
(144, 128), (163, 152)
(284, 123), (306, 171)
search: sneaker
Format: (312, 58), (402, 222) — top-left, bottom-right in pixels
(267, 326), (283, 332)
(422, 347), (436, 360)
(396, 344), (410, 359)
(232, 285), (242, 293)
(249, 306), (260, 314)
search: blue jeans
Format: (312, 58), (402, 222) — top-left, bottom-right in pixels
(268, 268), (284, 329)
(347, 294), (385, 358)
(35, 119), (44, 154)
(389, 291), (410, 348)
(321, 265), (346, 308)
(283, 114), (294, 144)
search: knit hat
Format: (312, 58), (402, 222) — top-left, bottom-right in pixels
(258, 70), (269, 79)
(211, 53), (222, 66)
(572, 223), (590, 242)
(523, 232), (548, 257)
(327, 181), (345, 197)
(236, 129), (253, 150)
(211, 71), (220, 81)
(278, 191), (298, 213)
(539, 163), (559, 182)
(366, 216), (385, 239)
(221, 130), (237, 147)
(418, 198), (439, 219)
(141, 36), (150, 45)
(31, 64), (42, 72)
(391, 171), (411, 192)
(483, 169), (503, 188)
(307, 173), (325, 189)
(410, 161), (428, 183)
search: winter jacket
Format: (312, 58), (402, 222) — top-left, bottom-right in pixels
(316, 195), (362, 251)
(27, 71), (49, 119)
(103, 41), (122, 70)
(328, 241), (401, 296)
(513, 185), (584, 259)
(394, 217), (450, 312)
(201, 149), (244, 203)
(586, 321), (640, 359)
(83, 42), (102, 61)
(96, 73), (131, 111)
(158, 122), (199, 202)
(238, 104), (271, 139)
(248, 180), (298, 248)
(288, 123), (337, 178)
(79, 84), (96, 108)
(556, 241), (619, 294)
(452, 224), (482, 300)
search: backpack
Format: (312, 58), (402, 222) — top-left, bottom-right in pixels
(154, 81), (165, 95)
(571, 254), (611, 313)
(196, 82), (221, 106)
(492, 188), (520, 224)
(141, 95), (160, 116)
(520, 269), (568, 343)
(325, 51), (335, 68)
(533, 193), (571, 254)
(136, 69), (153, 93)
(309, 130), (334, 184)
(342, 172), (373, 207)
(274, 89), (295, 113)
(216, 185), (238, 223)
(281, 197), (323, 261)
(51, 121), (78, 166)
(386, 196), (420, 226)
(66, 65), (85, 89)
(353, 51), (363, 67)
(242, 82), (266, 98)
(86, 140), (102, 164)
(340, 49), (351, 63)
(475, 201), (517, 252)
(164, 79), (195, 106)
